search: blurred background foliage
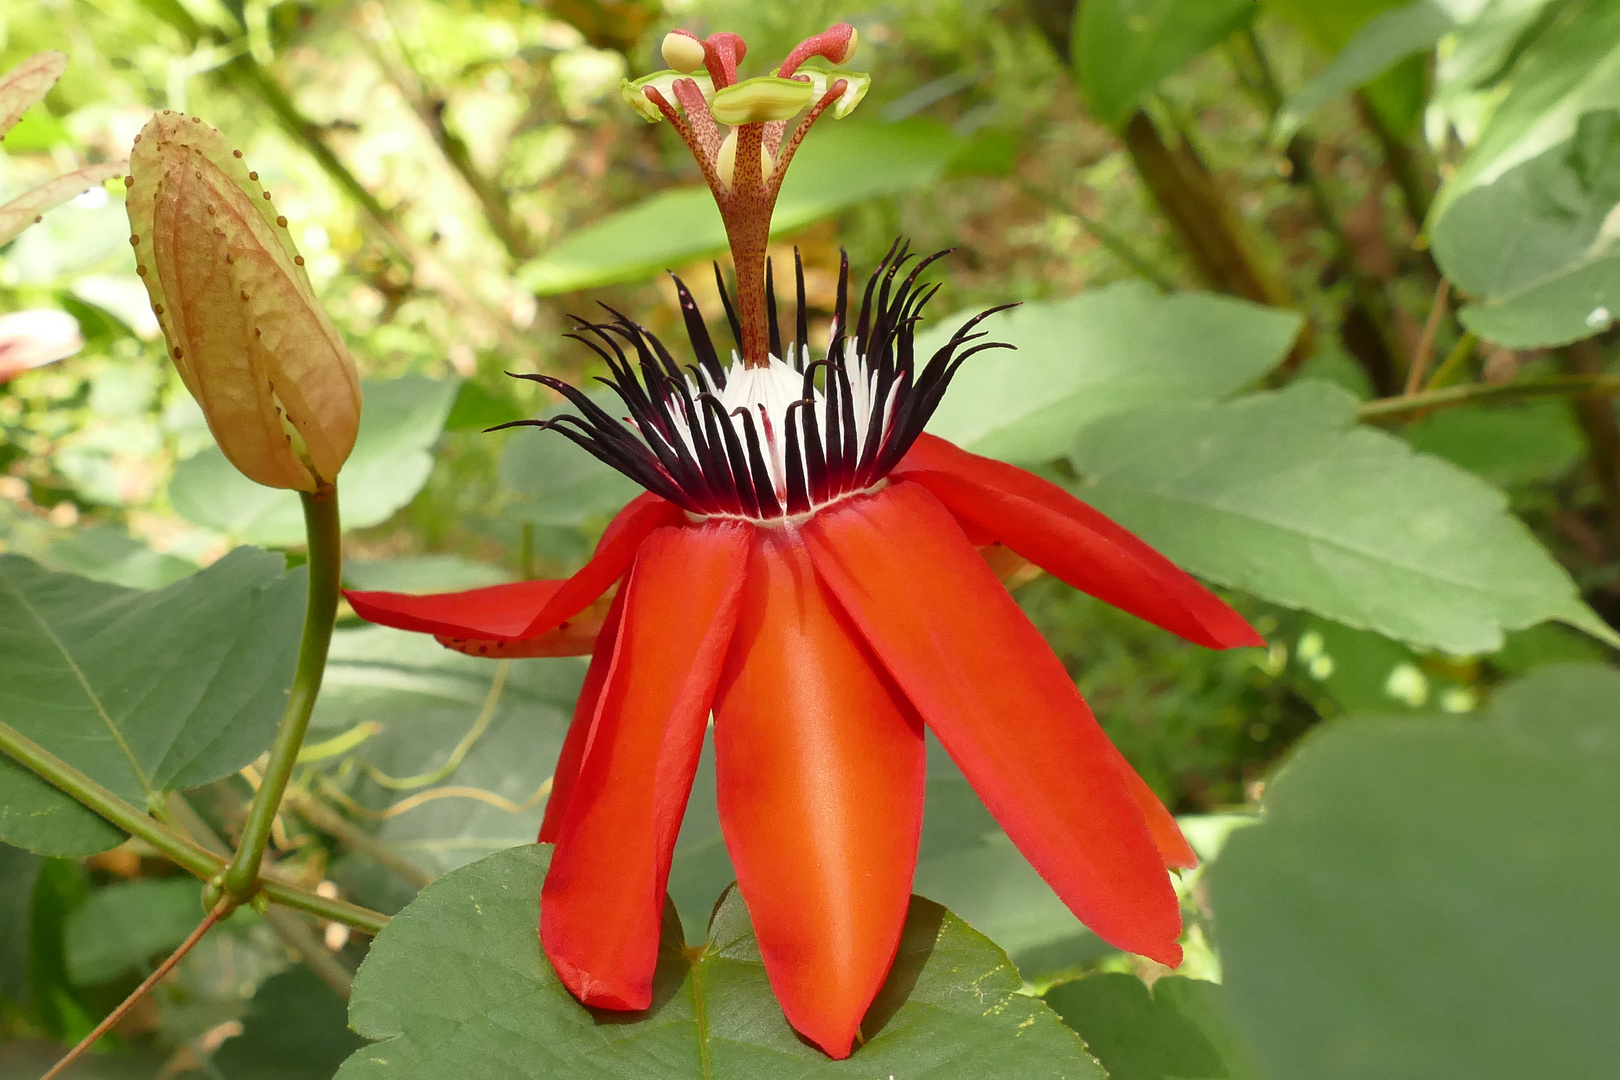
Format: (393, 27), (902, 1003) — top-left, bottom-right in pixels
(3, 0), (1620, 1075)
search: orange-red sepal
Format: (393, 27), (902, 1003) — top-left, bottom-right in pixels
(344, 493), (677, 642)
(896, 434), (1263, 650)
(713, 530), (925, 1059)
(805, 481), (1185, 966)
(540, 520), (750, 1011)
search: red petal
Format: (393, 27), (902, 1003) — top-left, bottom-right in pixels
(538, 587), (627, 844)
(540, 521), (750, 1010)
(713, 531), (925, 1059)
(896, 434), (1263, 649)
(343, 493), (677, 641)
(804, 481), (1184, 966)
(1119, 757), (1197, 870)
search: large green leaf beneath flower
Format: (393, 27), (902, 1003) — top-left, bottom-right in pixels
(1072, 0), (1256, 130)
(335, 844), (1100, 1079)
(310, 627), (581, 891)
(515, 119), (960, 295)
(1431, 0), (1620, 223)
(63, 878), (203, 985)
(1069, 381), (1617, 654)
(1043, 974), (1260, 1080)
(921, 283), (1301, 464)
(1209, 663), (1620, 1080)
(0, 548), (303, 856)
(170, 376), (460, 547)
(1433, 109), (1620, 346)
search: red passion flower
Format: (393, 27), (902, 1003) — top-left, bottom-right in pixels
(346, 22), (1263, 1060)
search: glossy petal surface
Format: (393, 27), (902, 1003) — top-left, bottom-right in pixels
(805, 481), (1184, 966)
(540, 521), (750, 1010)
(897, 434), (1262, 649)
(713, 530), (925, 1058)
(537, 588), (626, 844)
(344, 494), (677, 640)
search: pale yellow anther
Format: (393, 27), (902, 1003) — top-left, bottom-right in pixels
(836, 27), (859, 64)
(662, 32), (707, 74)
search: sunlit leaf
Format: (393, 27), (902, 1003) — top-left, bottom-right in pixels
(1433, 109), (1620, 346)
(0, 52), (67, 140)
(1210, 663), (1620, 1080)
(1431, 0), (1620, 222)
(1072, 0), (1256, 130)
(334, 844), (1101, 1079)
(169, 376), (460, 546)
(1069, 381), (1619, 654)
(921, 283), (1301, 464)
(0, 548), (303, 856)
(1262, 0), (1430, 137)
(1275, 0), (1457, 142)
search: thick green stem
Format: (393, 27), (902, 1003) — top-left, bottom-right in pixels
(0, 721), (218, 878)
(1359, 373), (1620, 422)
(223, 486), (342, 903)
(0, 718), (388, 934)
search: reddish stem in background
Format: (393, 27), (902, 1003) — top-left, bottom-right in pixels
(42, 900), (232, 1080)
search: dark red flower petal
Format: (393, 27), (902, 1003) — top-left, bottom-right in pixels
(805, 480), (1184, 966)
(344, 493), (677, 641)
(896, 434), (1263, 649)
(713, 530), (925, 1059)
(537, 587), (627, 844)
(540, 520), (750, 1010)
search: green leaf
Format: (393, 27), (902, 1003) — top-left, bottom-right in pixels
(342, 556), (514, 593)
(1433, 109), (1620, 346)
(0, 548), (304, 856)
(0, 843), (42, 1005)
(498, 401), (643, 528)
(1209, 663), (1620, 1080)
(1068, 380), (1617, 654)
(311, 627), (582, 886)
(1275, 0), (1457, 142)
(62, 878), (203, 985)
(1431, 0), (1620, 223)
(515, 120), (961, 295)
(214, 965), (367, 1080)
(170, 376), (460, 547)
(1072, 0), (1257, 130)
(1043, 974), (1259, 1080)
(335, 845), (1101, 1079)
(1262, 0), (1431, 137)
(1403, 398), (1585, 487)
(921, 283), (1301, 464)
(41, 523), (198, 590)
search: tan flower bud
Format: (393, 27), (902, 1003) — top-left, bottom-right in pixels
(126, 112), (360, 492)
